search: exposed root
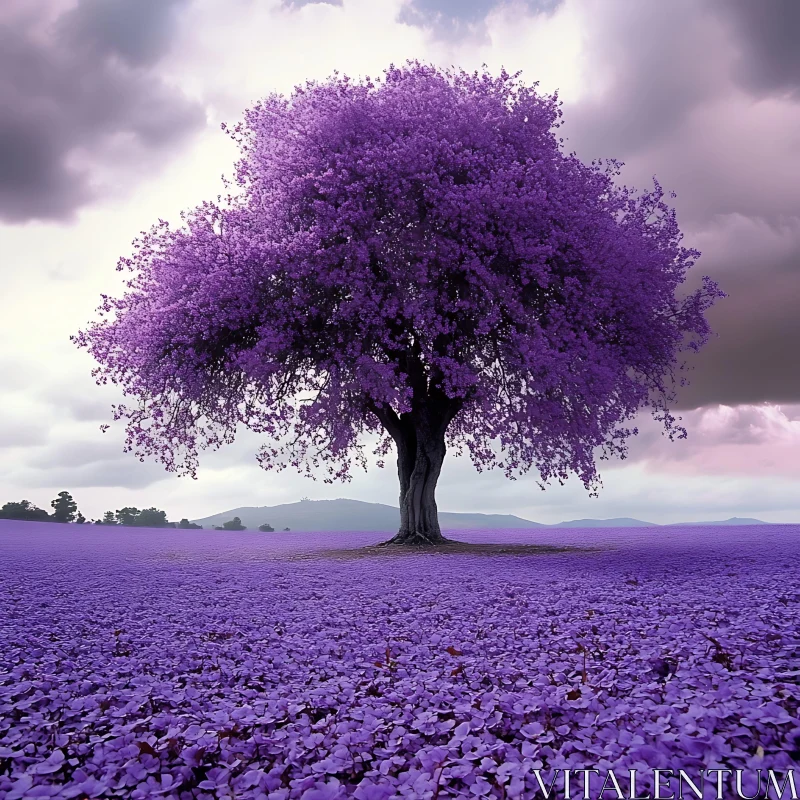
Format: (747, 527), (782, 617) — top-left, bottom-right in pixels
(374, 533), (461, 548)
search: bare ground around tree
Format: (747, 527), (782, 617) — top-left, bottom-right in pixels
(286, 539), (608, 562)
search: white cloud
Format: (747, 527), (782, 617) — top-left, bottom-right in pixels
(421, 0), (585, 102)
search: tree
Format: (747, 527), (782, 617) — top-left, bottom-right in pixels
(178, 518), (203, 529)
(135, 507), (171, 528)
(73, 61), (725, 547)
(50, 491), (78, 523)
(0, 500), (51, 522)
(216, 516), (246, 531)
(75, 512), (86, 524)
(114, 507), (141, 526)
(258, 523), (275, 532)
(110, 506), (172, 527)
(100, 511), (117, 525)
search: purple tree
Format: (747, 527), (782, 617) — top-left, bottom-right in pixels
(73, 61), (724, 546)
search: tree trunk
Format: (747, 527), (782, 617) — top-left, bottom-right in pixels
(377, 412), (456, 547)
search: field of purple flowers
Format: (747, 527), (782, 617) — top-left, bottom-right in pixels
(0, 521), (798, 799)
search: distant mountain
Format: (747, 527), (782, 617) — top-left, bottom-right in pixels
(548, 517), (659, 528)
(663, 517), (768, 527)
(191, 498), (545, 532)
(190, 499), (772, 532)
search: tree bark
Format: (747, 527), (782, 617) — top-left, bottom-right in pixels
(391, 419), (448, 545)
(370, 400), (461, 547)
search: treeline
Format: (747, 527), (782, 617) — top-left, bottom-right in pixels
(0, 492), (289, 532)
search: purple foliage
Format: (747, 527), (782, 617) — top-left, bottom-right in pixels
(71, 62), (724, 537)
(1, 521), (798, 798)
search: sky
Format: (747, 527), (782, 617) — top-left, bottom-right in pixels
(2, 0), (799, 526)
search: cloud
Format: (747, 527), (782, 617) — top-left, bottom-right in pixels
(0, 0), (206, 224)
(55, 0), (190, 66)
(614, 96), (800, 230)
(27, 438), (122, 469)
(22, 458), (169, 490)
(560, 0), (731, 159)
(558, 1), (800, 224)
(669, 214), (800, 410)
(37, 378), (127, 424)
(0, 384), (59, 449)
(714, 0), (800, 99)
(548, 0), (800, 414)
(397, 0), (562, 42)
(280, 0), (342, 8)
(690, 214), (800, 280)
(0, 422), (48, 448)
(0, 354), (44, 393)
(617, 403), (800, 467)
(510, 466), (800, 524)
(675, 285), (800, 410)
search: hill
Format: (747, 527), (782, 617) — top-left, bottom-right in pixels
(663, 516), (767, 527)
(190, 499), (771, 532)
(191, 498), (545, 532)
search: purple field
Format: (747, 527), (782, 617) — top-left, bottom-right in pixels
(1, 522), (798, 799)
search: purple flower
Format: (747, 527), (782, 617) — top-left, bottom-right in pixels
(72, 62), (723, 547)
(1, 521), (798, 797)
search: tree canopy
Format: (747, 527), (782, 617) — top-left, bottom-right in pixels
(215, 517), (246, 531)
(73, 61), (724, 545)
(113, 507), (172, 527)
(51, 491), (78, 523)
(0, 500), (50, 522)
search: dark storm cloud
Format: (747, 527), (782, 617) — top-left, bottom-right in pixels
(559, 0), (727, 159)
(714, 0), (800, 99)
(561, 0), (800, 161)
(397, 0), (561, 40)
(667, 214), (800, 411)
(0, 0), (206, 224)
(55, 0), (190, 67)
(554, 0), (800, 411)
(672, 269), (800, 411)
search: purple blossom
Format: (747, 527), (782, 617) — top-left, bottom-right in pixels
(1, 521), (798, 798)
(71, 61), (724, 546)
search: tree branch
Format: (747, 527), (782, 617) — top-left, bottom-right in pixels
(365, 399), (404, 442)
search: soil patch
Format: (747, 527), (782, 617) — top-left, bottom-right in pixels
(287, 540), (604, 561)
